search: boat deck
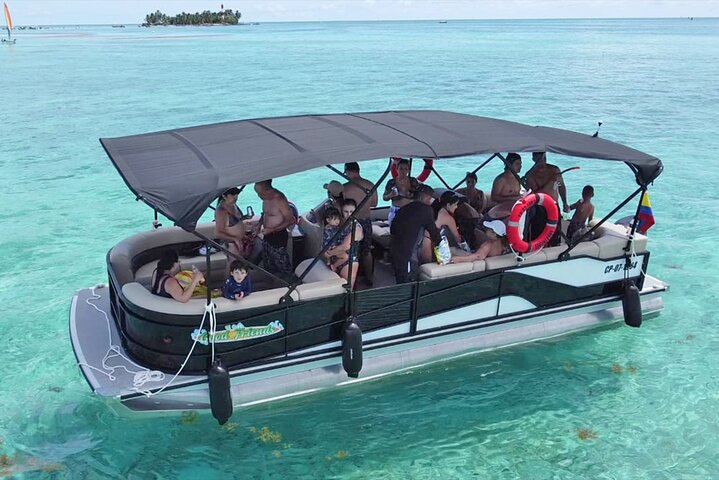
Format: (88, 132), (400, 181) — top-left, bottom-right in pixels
(70, 287), (205, 398)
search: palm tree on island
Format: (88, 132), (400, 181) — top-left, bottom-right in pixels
(143, 7), (241, 26)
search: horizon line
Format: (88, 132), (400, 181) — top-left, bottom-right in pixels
(9, 16), (718, 27)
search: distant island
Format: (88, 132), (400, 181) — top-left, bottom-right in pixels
(142, 8), (242, 26)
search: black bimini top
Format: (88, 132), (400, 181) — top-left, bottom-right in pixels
(100, 110), (662, 230)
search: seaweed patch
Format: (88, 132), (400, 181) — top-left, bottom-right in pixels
(576, 428), (598, 441)
(248, 426), (282, 444)
(180, 411), (199, 425)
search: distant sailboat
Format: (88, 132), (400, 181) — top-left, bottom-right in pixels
(2, 2), (16, 44)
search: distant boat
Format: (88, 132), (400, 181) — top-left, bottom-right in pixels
(2, 2), (15, 44)
(112, 24), (126, 28)
(438, 20), (448, 24)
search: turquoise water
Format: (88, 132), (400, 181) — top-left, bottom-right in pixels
(1, 18), (718, 478)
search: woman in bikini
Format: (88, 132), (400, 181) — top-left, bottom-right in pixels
(151, 250), (204, 303)
(326, 199), (364, 288)
(215, 187), (251, 258)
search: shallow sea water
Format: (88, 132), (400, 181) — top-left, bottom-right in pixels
(1, 19), (718, 478)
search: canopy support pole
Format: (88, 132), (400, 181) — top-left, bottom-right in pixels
(623, 188), (647, 258)
(559, 186), (644, 260)
(430, 164), (452, 189)
(190, 230), (290, 288)
(346, 218), (358, 316)
(282, 160), (393, 302)
(152, 209), (162, 229)
(450, 153), (498, 190)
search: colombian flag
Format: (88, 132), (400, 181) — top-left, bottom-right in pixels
(637, 192), (655, 234)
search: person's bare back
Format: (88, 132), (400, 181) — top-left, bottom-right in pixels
(526, 164), (562, 198)
(569, 185), (595, 227)
(343, 176), (376, 219)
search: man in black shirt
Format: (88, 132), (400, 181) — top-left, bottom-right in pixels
(390, 184), (442, 283)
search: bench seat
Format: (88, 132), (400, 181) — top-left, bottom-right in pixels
(293, 258), (346, 300)
(122, 282), (299, 315)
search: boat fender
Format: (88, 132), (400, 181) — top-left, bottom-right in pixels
(622, 281), (642, 328)
(208, 360), (233, 425)
(507, 193), (559, 254)
(342, 318), (363, 378)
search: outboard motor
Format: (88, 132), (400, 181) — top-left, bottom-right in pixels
(208, 359), (233, 425)
(342, 317), (363, 378)
(622, 281), (642, 328)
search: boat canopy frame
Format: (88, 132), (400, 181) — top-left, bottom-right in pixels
(100, 110), (663, 231)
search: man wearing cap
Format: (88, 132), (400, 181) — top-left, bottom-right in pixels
(390, 184), (442, 283)
(525, 152), (570, 246)
(343, 162), (378, 283)
(308, 180), (344, 224)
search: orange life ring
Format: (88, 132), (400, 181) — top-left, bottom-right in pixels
(507, 193), (559, 254)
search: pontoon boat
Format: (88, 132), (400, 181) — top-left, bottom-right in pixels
(69, 111), (667, 424)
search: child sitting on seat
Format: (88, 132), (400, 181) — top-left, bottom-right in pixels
(222, 260), (252, 300)
(567, 185), (596, 244)
(322, 206), (349, 270)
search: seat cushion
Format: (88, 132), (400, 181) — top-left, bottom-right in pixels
(296, 278), (346, 301)
(294, 258), (341, 283)
(371, 222), (392, 249)
(298, 215), (323, 258)
(419, 262), (473, 280)
(543, 242), (600, 260)
(485, 253), (524, 270)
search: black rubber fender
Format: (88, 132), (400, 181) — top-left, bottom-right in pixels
(208, 360), (233, 425)
(622, 281), (642, 328)
(342, 318), (363, 378)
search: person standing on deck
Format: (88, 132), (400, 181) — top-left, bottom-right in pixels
(254, 180), (294, 278)
(390, 184), (442, 284)
(525, 152), (570, 246)
(383, 159), (419, 226)
(488, 152), (523, 219)
(343, 162), (378, 284)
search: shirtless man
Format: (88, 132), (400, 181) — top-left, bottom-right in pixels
(488, 152), (523, 219)
(343, 162), (378, 282)
(383, 159), (418, 226)
(254, 180), (295, 277)
(567, 185), (595, 244)
(525, 152), (570, 246)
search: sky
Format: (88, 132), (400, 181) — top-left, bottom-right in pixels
(9, 0), (719, 25)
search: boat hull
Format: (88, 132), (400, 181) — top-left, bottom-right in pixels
(70, 275), (667, 414)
